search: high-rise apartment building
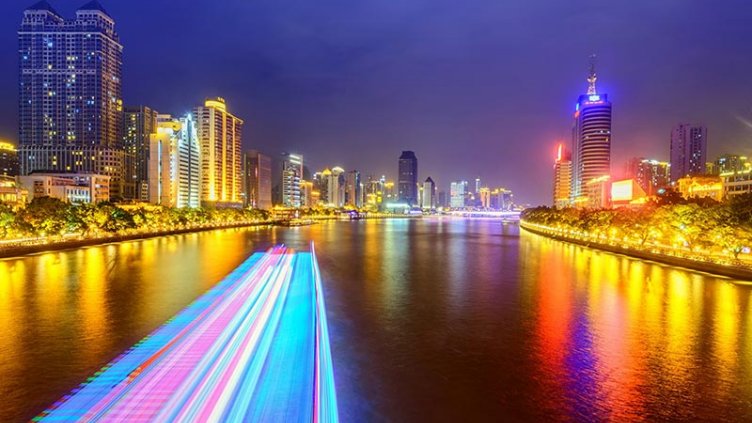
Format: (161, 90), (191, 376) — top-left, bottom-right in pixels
(242, 150), (272, 210)
(624, 157), (670, 196)
(0, 142), (20, 177)
(281, 153), (303, 207)
(670, 124), (707, 182)
(553, 143), (572, 208)
(195, 98), (243, 207)
(571, 61), (612, 205)
(147, 114), (200, 208)
(18, 1), (124, 200)
(398, 151), (418, 205)
(422, 177), (436, 209)
(714, 154), (749, 175)
(123, 106), (158, 201)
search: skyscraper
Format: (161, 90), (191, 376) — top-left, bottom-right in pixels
(670, 124), (707, 182)
(321, 167), (345, 207)
(624, 157), (670, 196)
(571, 59), (612, 205)
(123, 105), (158, 201)
(553, 143), (572, 208)
(422, 177), (436, 209)
(242, 150), (272, 210)
(398, 151), (418, 205)
(450, 181), (467, 208)
(345, 170), (362, 208)
(147, 114), (200, 208)
(281, 153), (303, 207)
(18, 1), (124, 199)
(195, 97), (243, 207)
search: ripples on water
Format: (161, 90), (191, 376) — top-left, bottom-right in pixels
(0, 219), (750, 421)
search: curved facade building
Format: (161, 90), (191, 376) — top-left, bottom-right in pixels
(571, 70), (612, 204)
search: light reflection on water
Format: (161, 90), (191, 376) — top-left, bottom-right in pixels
(0, 219), (750, 421)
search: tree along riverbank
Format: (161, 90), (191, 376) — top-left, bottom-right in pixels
(519, 204), (752, 282)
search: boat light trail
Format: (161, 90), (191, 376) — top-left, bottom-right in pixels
(36, 244), (338, 422)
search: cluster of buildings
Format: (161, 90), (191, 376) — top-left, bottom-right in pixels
(4, 1), (516, 213)
(0, 1), (275, 209)
(552, 60), (752, 209)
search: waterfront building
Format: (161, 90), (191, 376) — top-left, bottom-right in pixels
(0, 176), (28, 206)
(398, 151), (418, 205)
(422, 177), (436, 210)
(583, 175), (611, 209)
(321, 167), (345, 207)
(670, 124), (707, 182)
(345, 170), (362, 208)
(611, 179), (647, 208)
(624, 157), (670, 196)
(19, 172), (110, 204)
(676, 175), (722, 201)
(300, 180), (315, 208)
(493, 188), (514, 211)
(721, 169), (752, 199)
(553, 143), (572, 208)
(242, 150), (272, 209)
(281, 153), (303, 207)
(147, 114), (200, 208)
(437, 191), (447, 208)
(571, 61), (612, 205)
(479, 187), (491, 209)
(123, 106), (158, 201)
(194, 98), (243, 207)
(0, 142), (20, 177)
(450, 181), (467, 208)
(18, 1), (124, 200)
(475, 178), (481, 195)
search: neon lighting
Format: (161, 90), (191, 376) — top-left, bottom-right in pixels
(556, 144), (563, 162)
(36, 245), (339, 422)
(588, 95), (600, 102)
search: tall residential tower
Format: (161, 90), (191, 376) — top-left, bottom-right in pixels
(670, 124), (707, 182)
(18, 1), (125, 199)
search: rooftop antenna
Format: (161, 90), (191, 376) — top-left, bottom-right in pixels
(587, 54), (597, 95)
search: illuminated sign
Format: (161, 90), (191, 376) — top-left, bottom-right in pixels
(588, 95), (601, 102)
(611, 180), (634, 202)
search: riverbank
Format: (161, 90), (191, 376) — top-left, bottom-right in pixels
(520, 220), (752, 282)
(0, 221), (277, 259)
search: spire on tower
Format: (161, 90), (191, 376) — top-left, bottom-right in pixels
(587, 54), (597, 95)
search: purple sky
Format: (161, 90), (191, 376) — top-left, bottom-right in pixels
(2, 0), (752, 205)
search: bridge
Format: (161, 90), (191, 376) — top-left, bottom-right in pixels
(445, 210), (521, 220)
(36, 245), (338, 422)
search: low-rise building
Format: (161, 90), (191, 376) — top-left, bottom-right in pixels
(19, 172), (110, 204)
(722, 169), (752, 199)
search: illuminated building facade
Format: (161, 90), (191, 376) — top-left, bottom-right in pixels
(610, 179), (647, 208)
(553, 143), (572, 208)
(0, 176), (28, 206)
(450, 180), (467, 208)
(320, 167), (345, 207)
(583, 175), (611, 209)
(345, 170), (361, 208)
(0, 142), (20, 176)
(123, 106), (158, 200)
(713, 154), (750, 175)
(195, 98), (243, 207)
(19, 172), (110, 204)
(398, 151), (418, 205)
(670, 124), (707, 182)
(281, 153), (303, 207)
(625, 157), (670, 196)
(677, 175), (722, 201)
(479, 187), (491, 209)
(147, 114), (200, 208)
(242, 150), (272, 210)
(18, 1), (124, 199)
(300, 180), (315, 208)
(422, 177), (436, 209)
(721, 170), (752, 199)
(571, 62), (612, 204)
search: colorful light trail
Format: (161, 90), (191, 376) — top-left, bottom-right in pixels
(35, 244), (338, 422)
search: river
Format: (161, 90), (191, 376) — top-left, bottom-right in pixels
(0, 218), (750, 421)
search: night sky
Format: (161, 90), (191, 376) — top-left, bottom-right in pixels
(2, 0), (752, 205)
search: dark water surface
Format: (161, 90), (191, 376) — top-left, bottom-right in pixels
(1, 219), (751, 421)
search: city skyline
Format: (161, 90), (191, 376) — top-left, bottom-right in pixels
(2, 1), (752, 205)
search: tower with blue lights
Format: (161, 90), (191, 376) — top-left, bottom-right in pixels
(571, 58), (612, 205)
